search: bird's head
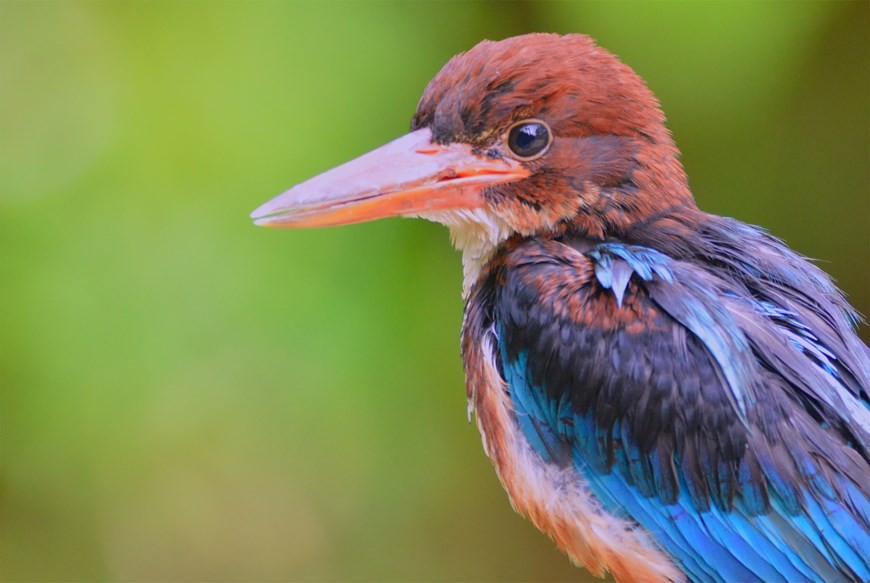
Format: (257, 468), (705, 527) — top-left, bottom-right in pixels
(252, 34), (693, 286)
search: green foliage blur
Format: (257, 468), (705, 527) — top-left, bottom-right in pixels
(1, 2), (867, 581)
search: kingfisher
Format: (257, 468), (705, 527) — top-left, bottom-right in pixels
(251, 34), (870, 582)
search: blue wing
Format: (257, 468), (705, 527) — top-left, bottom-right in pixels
(486, 234), (870, 582)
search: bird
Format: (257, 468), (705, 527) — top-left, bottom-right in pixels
(250, 34), (870, 582)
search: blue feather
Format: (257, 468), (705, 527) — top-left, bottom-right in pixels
(485, 236), (869, 581)
(594, 244), (757, 420)
(507, 347), (867, 580)
(805, 493), (870, 579)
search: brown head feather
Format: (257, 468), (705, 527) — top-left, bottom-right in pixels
(412, 33), (694, 239)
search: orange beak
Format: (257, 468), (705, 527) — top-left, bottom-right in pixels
(250, 127), (529, 228)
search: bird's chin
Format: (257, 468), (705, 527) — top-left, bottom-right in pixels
(413, 206), (513, 297)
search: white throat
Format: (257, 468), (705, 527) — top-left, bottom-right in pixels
(413, 208), (512, 299)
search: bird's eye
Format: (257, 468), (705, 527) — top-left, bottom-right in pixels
(506, 120), (552, 160)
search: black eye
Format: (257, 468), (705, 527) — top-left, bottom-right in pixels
(506, 120), (552, 160)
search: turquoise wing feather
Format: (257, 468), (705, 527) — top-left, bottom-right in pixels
(488, 238), (869, 581)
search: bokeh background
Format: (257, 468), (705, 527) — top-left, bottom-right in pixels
(1, 2), (867, 581)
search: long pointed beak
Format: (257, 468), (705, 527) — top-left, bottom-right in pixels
(250, 127), (529, 228)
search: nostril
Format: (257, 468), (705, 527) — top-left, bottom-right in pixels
(435, 168), (459, 182)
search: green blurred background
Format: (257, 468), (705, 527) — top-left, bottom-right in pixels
(1, 2), (867, 581)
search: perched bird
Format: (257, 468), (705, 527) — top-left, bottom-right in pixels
(251, 34), (869, 582)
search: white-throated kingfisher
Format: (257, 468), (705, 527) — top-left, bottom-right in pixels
(251, 34), (870, 582)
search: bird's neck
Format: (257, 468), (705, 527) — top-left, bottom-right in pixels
(416, 208), (513, 299)
(428, 203), (706, 300)
(568, 138), (695, 240)
(421, 147), (699, 299)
